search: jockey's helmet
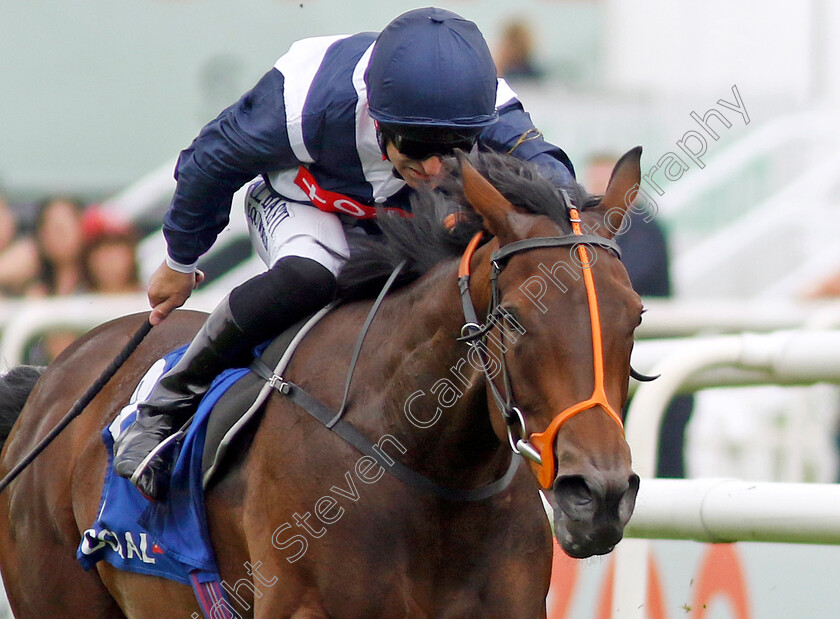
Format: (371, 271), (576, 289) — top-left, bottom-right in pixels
(366, 7), (498, 157)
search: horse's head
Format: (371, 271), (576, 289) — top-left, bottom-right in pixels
(459, 149), (642, 558)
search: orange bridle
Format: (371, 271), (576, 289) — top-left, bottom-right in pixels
(457, 205), (625, 490)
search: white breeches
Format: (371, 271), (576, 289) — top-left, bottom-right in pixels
(243, 179), (350, 276)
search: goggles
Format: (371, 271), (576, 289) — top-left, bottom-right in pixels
(380, 124), (479, 161)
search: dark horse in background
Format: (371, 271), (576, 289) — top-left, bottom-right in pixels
(0, 149), (643, 617)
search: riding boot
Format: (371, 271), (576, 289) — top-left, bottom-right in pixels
(113, 256), (338, 501)
(113, 296), (249, 500)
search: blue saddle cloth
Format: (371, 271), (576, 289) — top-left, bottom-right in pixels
(77, 347), (250, 586)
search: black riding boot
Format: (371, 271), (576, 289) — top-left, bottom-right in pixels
(113, 296), (248, 500)
(113, 256), (338, 501)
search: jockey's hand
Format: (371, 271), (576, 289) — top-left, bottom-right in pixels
(147, 261), (205, 325)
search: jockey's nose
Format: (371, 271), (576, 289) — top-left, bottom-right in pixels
(419, 155), (444, 177)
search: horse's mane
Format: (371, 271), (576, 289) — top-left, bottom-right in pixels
(335, 151), (597, 301)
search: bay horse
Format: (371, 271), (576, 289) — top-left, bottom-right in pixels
(0, 149), (643, 618)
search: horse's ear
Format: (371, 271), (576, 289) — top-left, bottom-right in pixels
(597, 146), (642, 237)
(457, 151), (516, 240)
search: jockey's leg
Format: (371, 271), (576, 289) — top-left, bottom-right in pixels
(114, 184), (349, 500)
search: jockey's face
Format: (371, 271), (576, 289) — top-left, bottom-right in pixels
(385, 141), (447, 190)
(379, 123), (478, 190)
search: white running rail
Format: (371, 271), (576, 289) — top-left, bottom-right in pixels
(0, 293), (223, 371)
(613, 329), (840, 618)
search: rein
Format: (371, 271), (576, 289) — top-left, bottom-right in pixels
(252, 261), (520, 502)
(458, 196), (626, 489)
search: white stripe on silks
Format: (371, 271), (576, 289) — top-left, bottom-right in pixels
(351, 43), (406, 204)
(108, 358), (168, 443)
(274, 35), (348, 164)
(266, 167), (309, 203)
(495, 77), (518, 108)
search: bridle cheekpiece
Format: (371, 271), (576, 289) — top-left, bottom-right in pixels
(457, 192), (626, 489)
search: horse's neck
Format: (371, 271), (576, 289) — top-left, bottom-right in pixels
(355, 249), (509, 486)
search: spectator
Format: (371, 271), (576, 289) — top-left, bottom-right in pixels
(585, 154), (670, 294)
(586, 153), (692, 478)
(0, 190), (40, 297)
(494, 18), (543, 82)
(24, 196), (89, 364)
(81, 207), (141, 294)
(26, 196), (89, 297)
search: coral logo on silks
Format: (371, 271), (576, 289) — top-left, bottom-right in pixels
(79, 527), (158, 565)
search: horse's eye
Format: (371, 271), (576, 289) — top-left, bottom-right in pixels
(499, 305), (523, 324)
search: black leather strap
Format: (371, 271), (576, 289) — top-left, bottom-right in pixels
(490, 234), (621, 264)
(249, 359), (520, 502)
(287, 380), (520, 501)
(327, 260), (406, 428)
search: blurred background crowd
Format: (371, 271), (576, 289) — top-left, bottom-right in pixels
(0, 190), (141, 363)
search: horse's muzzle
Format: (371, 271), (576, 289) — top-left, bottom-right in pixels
(549, 472), (640, 558)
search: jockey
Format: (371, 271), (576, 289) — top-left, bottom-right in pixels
(113, 7), (576, 500)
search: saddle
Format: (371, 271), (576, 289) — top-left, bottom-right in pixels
(200, 309), (325, 486)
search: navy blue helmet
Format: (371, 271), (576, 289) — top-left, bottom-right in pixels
(366, 7), (499, 134)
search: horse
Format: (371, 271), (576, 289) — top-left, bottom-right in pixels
(0, 149), (643, 618)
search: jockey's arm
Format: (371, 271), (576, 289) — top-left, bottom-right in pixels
(478, 98), (576, 190)
(162, 68), (301, 277)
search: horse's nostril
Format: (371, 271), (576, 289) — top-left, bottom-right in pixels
(619, 473), (641, 522)
(554, 475), (593, 513)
